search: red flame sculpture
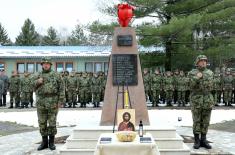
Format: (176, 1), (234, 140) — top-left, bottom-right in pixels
(118, 3), (134, 27)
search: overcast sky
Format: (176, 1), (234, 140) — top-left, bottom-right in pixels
(0, 0), (119, 41)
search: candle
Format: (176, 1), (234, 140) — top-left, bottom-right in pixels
(124, 90), (129, 109)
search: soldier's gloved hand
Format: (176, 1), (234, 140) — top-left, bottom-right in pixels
(37, 78), (44, 84)
(196, 72), (203, 79)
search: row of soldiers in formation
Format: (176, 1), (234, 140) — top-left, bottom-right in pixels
(1, 67), (235, 109)
(143, 68), (235, 107)
(0, 70), (107, 108)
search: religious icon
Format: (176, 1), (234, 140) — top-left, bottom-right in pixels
(117, 109), (135, 131)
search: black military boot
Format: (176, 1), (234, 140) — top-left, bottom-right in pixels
(97, 102), (100, 107)
(0, 99), (2, 106)
(8, 102), (13, 108)
(25, 102), (29, 108)
(193, 134), (200, 149)
(49, 135), (56, 150)
(200, 134), (212, 149)
(72, 102), (76, 108)
(37, 136), (48, 151)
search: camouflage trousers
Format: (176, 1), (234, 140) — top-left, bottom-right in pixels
(93, 91), (101, 103)
(36, 96), (59, 136)
(177, 91), (186, 102)
(192, 108), (211, 134)
(68, 89), (77, 104)
(165, 90), (173, 101)
(213, 90), (221, 103)
(152, 89), (161, 103)
(10, 91), (20, 105)
(80, 88), (90, 103)
(21, 92), (31, 103)
(223, 90), (232, 103)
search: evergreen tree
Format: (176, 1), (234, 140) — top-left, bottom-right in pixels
(0, 23), (11, 45)
(67, 24), (87, 45)
(99, 0), (235, 70)
(42, 26), (60, 46)
(15, 18), (40, 46)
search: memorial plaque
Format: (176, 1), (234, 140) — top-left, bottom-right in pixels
(112, 54), (137, 85)
(117, 35), (133, 46)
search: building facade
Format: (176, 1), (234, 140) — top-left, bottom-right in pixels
(0, 46), (110, 76)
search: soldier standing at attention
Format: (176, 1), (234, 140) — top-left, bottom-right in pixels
(35, 57), (64, 151)
(177, 71), (187, 107)
(151, 68), (162, 107)
(79, 72), (90, 108)
(9, 71), (21, 108)
(0, 69), (9, 107)
(188, 55), (214, 149)
(163, 71), (174, 106)
(143, 68), (151, 103)
(92, 72), (102, 107)
(67, 71), (78, 108)
(0, 78), (4, 106)
(213, 71), (222, 106)
(222, 69), (233, 106)
(20, 72), (32, 108)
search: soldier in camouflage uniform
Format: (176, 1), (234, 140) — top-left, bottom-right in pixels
(222, 69), (233, 106)
(0, 78), (4, 106)
(232, 71), (235, 103)
(29, 73), (35, 107)
(20, 72), (33, 108)
(9, 71), (21, 108)
(213, 72), (222, 106)
(0, 69), (9, 106)
(67, 71), (78, 108)
(76, 72), (82, 104)
(162, 71), (174, 106)
(63, 71), (69, 108)
(35, 57), (64, 151)
(188, 55), (214, 149)
(177, 71), (188, 106)
(79, 72), (90, 108)
(173, 70), (180, 104)
(143, 68), (151, 103)
(151, 68), (162, 107)
(92, 73), (102, 107)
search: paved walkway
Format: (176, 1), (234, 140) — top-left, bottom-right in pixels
(0, 126), (235, 155)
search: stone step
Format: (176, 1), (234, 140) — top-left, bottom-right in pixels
(159, 143), (190, 155)
(66, 133), (183, 150)
(72, 125), (177, 139)
(60, 144), (190, 155)
(154, 134), (183, 149)
(60, 145), (94, 155)
(66, 136), (97, 149)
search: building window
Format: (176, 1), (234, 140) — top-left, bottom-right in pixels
(17, 63), (25, 74)
(56, 62), (64, 72)
(27, 63), (34, 73)
(94, 62), (102, 73)
(85, 62), (93, 72)
(0, 63), (5, 71)
(36, 63), (42, 72)
(65, 62), (73, 72)
(104, 62), (109, 75)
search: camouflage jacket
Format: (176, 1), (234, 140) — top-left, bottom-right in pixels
(0, 79), (4, 94)
(177, 76), (188, 91)
(173, 75), (181, 90)
(222, 75), (233, 90)
(213, 75), (222, 91)
(188, 68), (214, 109)
(162, 76), (174, 91)
(20, 76), (34, 92)
(143, 73), (151, 91)
(151, 74), (162, 90)
(34, 70), (65, 104)
(67, 76), (77, 91)
(79, 77), (90, 89)
(9, 76), (20, 92)
(188, 68), (214, 93)
(0, 75), (9, 93)
(91, 77), (102, 93)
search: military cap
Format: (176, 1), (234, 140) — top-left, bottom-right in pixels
(195, 55), (208, 66)
(41, 57), (52, 65)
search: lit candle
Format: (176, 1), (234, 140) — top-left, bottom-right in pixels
(124, 90), (129, 109)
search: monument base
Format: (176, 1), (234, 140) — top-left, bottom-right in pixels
(59, 124), (190, 155)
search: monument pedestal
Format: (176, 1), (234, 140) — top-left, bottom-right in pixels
(100, 27), (149, 126)
(59, 125), (190, 155)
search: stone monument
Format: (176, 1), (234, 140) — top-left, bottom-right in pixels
(100, 4), (150, 126)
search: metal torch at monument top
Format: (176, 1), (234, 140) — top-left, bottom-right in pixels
(118, 3), (134, 27)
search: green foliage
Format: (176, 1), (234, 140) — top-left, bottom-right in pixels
(42, 26), (60, 46)
(0, 23), (11, 45)
(67, 24), (87, 45)
(15, 19), (40, 46)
